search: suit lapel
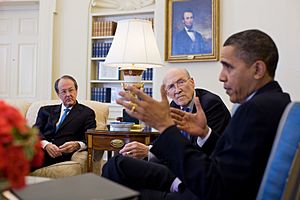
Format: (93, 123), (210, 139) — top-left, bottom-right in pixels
(52, 105), (61, 127)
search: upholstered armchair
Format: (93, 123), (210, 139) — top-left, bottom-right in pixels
(257, 102), (300, 199)
(5, 99), (109, 178)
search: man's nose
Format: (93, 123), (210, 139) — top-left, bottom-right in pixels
(65, 90), (72, 95)
(174, 84), (182, 93)
(219, 70), (227, 82)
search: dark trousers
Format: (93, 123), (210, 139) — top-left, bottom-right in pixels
(30, 150), (72, 172)
(102, 155), (199, 200)
(42, 150), (72, 167)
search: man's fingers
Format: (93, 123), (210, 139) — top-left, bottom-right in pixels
(194, 97), (204, 113)
(170, 112), (182, 121)
(160, 85), (169, 106)
(170, 107), (185, 117)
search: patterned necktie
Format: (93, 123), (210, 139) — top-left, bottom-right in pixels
(56, 108), (70, 132)
(180, 107), (190, 139)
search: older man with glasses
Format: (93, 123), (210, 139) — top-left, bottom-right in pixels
(119, 68), (231, 161)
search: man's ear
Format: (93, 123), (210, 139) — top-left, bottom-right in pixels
(253, 60), (267, 79)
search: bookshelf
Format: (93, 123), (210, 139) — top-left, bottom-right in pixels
(87, 4), (155, 122)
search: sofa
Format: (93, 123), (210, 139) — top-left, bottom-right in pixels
(4, 99), (109, 178)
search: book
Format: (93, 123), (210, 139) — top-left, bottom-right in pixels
(4, 173), (139, 200)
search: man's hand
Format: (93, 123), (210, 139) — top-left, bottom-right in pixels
(59, 141), (80, 153)
(116, 85), (175, 133)
(44, 143), (62, 158)
(170, 97), (209, 138)
(119, 141), (149, 159)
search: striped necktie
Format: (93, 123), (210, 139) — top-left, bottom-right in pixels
(56, 108), (70, 132)
(180, 107), (190, 139)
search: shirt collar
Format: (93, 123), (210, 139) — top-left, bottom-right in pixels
(180, 93), (195, 112)
(245, 91), (257, 102)
(184, 26), (193, 32)
(61, 104), (73, 112)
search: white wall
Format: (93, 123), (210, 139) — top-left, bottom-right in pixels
(52, 0), (91, 99)
(153, 0), (300, 109)
(53, 0), (300, 108)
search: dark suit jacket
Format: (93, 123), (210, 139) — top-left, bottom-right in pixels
(151, 81), (291, 200)
(34, 102), (96, 147)
(170, 88), (231, 155)
(172, 29), (211, 55)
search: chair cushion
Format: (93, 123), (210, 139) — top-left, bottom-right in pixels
(71, 151), (88, 172)
(30, 161), (82, 178)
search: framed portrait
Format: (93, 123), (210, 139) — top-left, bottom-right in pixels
(97, 61), (119, 80)
(165, 0), (219, 62)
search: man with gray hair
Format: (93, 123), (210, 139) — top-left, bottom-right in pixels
(119, 68), (230, 160)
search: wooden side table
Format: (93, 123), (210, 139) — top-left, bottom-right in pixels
(86, 129), (157, 172)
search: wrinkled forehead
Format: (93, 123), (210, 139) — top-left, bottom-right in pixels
(163, 71), (189, 86)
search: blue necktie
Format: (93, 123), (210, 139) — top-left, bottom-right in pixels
(180, 107), (190, 139)
(56, 108), (70, 132)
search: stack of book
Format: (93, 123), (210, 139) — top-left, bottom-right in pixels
(92, 42), (112, 58)
(92, 20), (117, 37)
(91, 87), (111, 103)
(142, 68), (153, 81)
(143, 88), (153, 97)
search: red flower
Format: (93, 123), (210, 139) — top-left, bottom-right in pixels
(0, 100), (44, 190)
(4, 146), (29, 188)
(0, 145), (6, 170)
(31, 139), (44, 168)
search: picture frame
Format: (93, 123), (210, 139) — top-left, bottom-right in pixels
(97, 61), (119, 80)
(165, 0), (219, 62)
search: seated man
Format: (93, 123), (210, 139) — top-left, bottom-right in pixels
(34, 75), (96, 167)
(102, 29), (291, 199)
(119, 68), (231, 159)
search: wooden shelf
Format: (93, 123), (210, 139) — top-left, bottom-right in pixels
(87, 5), (155, 119)
(91, 36), (114, 40)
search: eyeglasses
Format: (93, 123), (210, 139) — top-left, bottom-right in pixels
(59, 88), (76, 95)
(166, 78), (190, 93)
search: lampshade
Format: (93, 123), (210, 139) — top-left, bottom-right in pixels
(103, 19), (163, 69)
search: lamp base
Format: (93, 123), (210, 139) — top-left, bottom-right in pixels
(120, 68), (145, 95)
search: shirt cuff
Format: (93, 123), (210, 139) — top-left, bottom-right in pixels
(170, 177), (182, 192)
(196, 127), (212, 147)
(78, 141), (86, 151)
(147, 145), (155, 161)
(41, 140), (51, 149)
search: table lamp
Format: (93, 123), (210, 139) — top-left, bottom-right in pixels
(103, 19), (163, 94)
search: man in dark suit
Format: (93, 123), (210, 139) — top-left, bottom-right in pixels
(119, 68), (230, 159)
(172, 10), (211, 55)
(34, 75), (96, 167)
(102, 29), (291, 200)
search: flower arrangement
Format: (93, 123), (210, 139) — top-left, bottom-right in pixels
(0, 100), (44, 191)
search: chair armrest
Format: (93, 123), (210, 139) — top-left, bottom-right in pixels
(71, 151), (88, 173)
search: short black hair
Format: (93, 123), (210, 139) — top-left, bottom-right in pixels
(223, 29), (278, 78)
(54, 75), (78, 94)
(182, 9), (194, 20)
